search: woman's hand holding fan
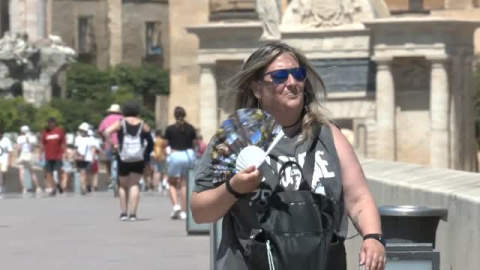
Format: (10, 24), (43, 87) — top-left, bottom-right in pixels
(210, 108), (283, 185)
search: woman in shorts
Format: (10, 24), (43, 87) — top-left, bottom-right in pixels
(164, 107), (197, 220)
(16, 126), (42, 196)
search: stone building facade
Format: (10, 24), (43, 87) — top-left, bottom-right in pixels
(170, 0), (479, 173)
(50, 0), (169, 70)
(2, 0), (170, 127)
(3, 0), (169, 70)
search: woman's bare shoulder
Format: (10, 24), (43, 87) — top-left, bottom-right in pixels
(143, 122), (151, 132)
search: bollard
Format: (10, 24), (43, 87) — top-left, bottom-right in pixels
(379, 205), (447, 270)
(74, 171), (81, 194)
(186, 167), (209, 234)
(25, 169), (33, 190)
(210, 218), (222, 270)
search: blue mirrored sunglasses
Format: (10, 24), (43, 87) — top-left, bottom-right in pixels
(264, 67), (307, 84)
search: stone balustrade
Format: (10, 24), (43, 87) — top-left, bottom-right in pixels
(345, 159), (480, 270)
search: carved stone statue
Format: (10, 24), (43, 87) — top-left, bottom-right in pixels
(256, 0), (282, 40)
(0, 32), (75, 106)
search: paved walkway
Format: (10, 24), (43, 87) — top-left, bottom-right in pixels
(0, 192), (210, 270)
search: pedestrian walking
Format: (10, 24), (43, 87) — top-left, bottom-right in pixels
(164, 107), (197, 220)
(152, 129), (168, 193)
(98, 104), (123, 190)
(41, 117), (66, 196)
(0, 130), (13, 197)
(16, 125), (42, 196)
(87, 129), (101, 192)
(104, 101), (154, 221)
(74, 123), (97, 195)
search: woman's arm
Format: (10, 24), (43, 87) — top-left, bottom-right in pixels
(143, 123), (154, 156)
(330, 124), (385, 270)
(191, 165), (262, 223)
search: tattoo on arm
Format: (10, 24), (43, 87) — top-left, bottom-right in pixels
(352, 210), (363, 233)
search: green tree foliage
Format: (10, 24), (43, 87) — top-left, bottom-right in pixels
(59, 63), (168, 131)
(0, 63), (168, 133)
(0, 97), (62, 133)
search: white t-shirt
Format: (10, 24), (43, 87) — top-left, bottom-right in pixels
(16, 133), (37, 154)
(0, 137), (13, 163)
(75, 136), (98, 162)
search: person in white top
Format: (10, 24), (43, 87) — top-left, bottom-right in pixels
(74, 123), (97, 195)
(87, 129), (101, 191)
(0, 130), (13, 196)
(16, 125), (42, 196)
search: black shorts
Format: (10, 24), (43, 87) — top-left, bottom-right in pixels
(76, 161), (90, 171)
(118, 160), (145, 177)
(44, 160), (63, 173)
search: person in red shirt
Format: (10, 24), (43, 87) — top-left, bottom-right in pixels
(41, 117), (66, 196)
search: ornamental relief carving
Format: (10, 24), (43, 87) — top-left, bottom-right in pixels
(282, 0), (361, 29)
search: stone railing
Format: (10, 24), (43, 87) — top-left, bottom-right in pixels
(345, 159), (480, 270)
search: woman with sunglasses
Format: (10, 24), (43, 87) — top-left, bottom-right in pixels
(191, 42), (385, 270)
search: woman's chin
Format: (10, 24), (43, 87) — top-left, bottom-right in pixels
(283, 96), (303, 109)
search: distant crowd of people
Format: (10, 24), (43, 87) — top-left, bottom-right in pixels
(0, 101), (207, 222)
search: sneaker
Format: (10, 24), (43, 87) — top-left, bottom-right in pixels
(107, 181), (115, 190)
(119, 213), (128, 221)
(171, 205), (181, 219)
(129, 214), (137, 221)
(35, 187), (43, 195)
(179, 211), (187, 220)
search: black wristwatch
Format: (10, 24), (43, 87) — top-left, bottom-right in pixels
(225, 178), (247, 199)
(363, 234), (386, 247)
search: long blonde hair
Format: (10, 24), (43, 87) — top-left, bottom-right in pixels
(227, 42), (330, 142)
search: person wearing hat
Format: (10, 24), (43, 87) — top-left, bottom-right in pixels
(74, 123), (97, 195)
(16, 125), (42, 196)
(41, 117), (66, 196)
(98, 104), (123, 190)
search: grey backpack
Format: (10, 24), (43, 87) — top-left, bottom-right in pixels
(119, 120), (145, 162)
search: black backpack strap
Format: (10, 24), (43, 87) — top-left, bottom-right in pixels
(138, 121), (145, 147)
(301, 124), (321, 189)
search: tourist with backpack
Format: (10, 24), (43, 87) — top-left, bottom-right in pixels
(191, 42), (386, 270)
(104, 101), (153, 221)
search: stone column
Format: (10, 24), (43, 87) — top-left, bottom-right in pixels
(373, 56), (396, 161)
(107, 0), (122, 66)
(429, 56), (450, 169)
(462, 56), (477, 171)
(199, 63), (218, 140)
(45, 0), (53, 36)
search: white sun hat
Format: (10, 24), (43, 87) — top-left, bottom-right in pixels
(78, 122), (90, 132)
(20, 125), (30, 133)
(106, 104), (121, 113)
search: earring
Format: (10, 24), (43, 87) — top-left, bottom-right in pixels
(304, 93), (309, 112)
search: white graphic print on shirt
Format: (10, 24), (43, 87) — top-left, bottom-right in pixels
(252, 149), (335, 201)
